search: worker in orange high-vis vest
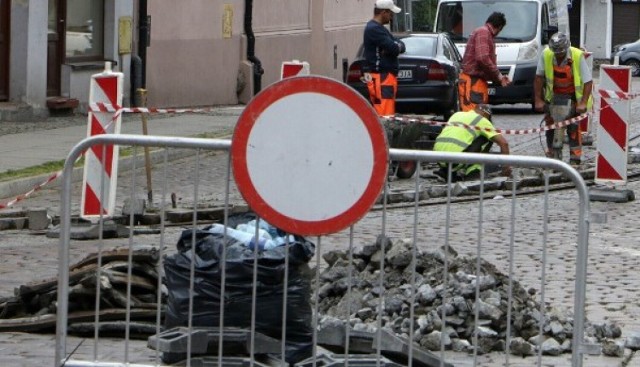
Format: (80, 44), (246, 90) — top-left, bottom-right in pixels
(363, 0), (406, 116)
(534, 32), (593, 165)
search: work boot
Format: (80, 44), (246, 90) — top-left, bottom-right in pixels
(570, 157), (582, 168)
(462, 169), (482, 181)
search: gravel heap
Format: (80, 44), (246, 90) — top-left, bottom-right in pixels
(312, 235), (625, 357)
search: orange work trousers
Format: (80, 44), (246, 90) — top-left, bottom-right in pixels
(458, 73), (488, 112)
(366, 72), (398, 116)
(543, 109), (583, 162)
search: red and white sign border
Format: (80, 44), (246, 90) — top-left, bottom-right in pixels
(231, 76), (388, 236)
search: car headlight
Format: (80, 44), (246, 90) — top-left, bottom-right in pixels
(517, 40), (539, 62)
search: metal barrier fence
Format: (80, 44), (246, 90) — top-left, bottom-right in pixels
(55, 134), (590, 367)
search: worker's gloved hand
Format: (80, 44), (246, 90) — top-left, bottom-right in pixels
(576, 101), (587, 114)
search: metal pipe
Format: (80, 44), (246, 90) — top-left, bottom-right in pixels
(138, 0), (149, 88)
(244, 0), (264, 94)
(130, 54), (143, 106)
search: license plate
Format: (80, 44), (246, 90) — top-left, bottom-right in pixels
(488, 88), (496, 95)
(398, 70), (412, 79)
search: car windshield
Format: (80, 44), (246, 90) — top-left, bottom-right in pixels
(401, 36), (437, 56)
(435, 1), (538, 43)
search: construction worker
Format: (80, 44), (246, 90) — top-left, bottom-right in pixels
(363, 0), (406, 116)
(434, 104), (511, 181)
(534, 32), (593, 165)
(458, 12), (511, 112)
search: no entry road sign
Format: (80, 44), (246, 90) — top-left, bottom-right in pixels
(231, 76), (388, 236)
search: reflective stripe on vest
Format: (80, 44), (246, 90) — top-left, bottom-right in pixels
(543, 47), (593, 109)
(435, 114), (484, 150)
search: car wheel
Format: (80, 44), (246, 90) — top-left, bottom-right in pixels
(396, 161), (417, 179)
(623, 59), (640, 77)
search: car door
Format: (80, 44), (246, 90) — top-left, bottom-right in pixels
(442, 35), (462, 78)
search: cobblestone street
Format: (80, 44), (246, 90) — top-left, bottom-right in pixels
(2, 76), (640, 366)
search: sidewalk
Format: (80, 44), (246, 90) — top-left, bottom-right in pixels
(0, 106), (245, 200)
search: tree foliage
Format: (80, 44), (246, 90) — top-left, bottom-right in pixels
(412, 0), (438, 32)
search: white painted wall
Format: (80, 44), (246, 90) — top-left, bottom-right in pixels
(583, 0), (610, 60)
(10, 0), (48, 111)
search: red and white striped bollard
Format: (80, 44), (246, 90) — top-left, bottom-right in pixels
(81, 62), (123, 219)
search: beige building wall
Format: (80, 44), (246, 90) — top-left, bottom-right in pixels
(145, 0), (375, 108)
(145, 1), (244, 107)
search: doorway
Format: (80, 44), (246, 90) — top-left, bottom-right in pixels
(568, 0), (581, 48)
(0, 0), (10, 101)
(47, 0), (65, 97)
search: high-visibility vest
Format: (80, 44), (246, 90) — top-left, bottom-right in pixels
(434, 111), (498, 153)
(543, 47), (593, 109)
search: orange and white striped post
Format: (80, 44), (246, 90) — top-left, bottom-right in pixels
(81, 62), (123, 219)
(589, 64), (635, 202)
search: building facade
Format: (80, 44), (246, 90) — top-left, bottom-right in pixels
(570, 0), (640, 62)
(0, 0), (638, 119)
(0, 0), (372, 117)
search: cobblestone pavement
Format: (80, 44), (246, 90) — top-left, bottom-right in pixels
(3, 77), (640, 365)
(3, 151), (640, 366)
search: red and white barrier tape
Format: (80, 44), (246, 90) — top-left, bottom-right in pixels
(381, 88), (640, 134)
(598, 89), (640, 100)
(89, 103), (222, 115)
(385, 113), (588, 135)
(89, 88), (639, 137)
(1, 104), (223, 210)
(4, 90), (635, 211)
(0, 170), (62, 210)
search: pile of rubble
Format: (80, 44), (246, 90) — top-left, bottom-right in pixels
(313, 236), (627, 357)
(0, 247), (162, 336)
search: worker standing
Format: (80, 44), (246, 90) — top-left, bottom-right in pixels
(533, 32), (593, 165)
(363, 0), (406, 116)
(458, 12), (511, 112)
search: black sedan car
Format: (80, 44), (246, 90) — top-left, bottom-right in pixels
(346, 32), (462, 118)
(612, 39), (640, 77)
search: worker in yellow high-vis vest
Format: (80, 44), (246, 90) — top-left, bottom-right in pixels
(434, 104), (511, 181)
(533, 32), (593, 165)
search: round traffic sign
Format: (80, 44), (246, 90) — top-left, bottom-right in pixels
(231, 76), (388, 236)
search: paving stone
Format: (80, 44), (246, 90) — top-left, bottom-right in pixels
(27, 208), (50, 230)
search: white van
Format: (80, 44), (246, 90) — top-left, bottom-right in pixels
(433, 0), (570, 109)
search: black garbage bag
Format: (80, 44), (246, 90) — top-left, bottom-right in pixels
(164, 215), (315, 364)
